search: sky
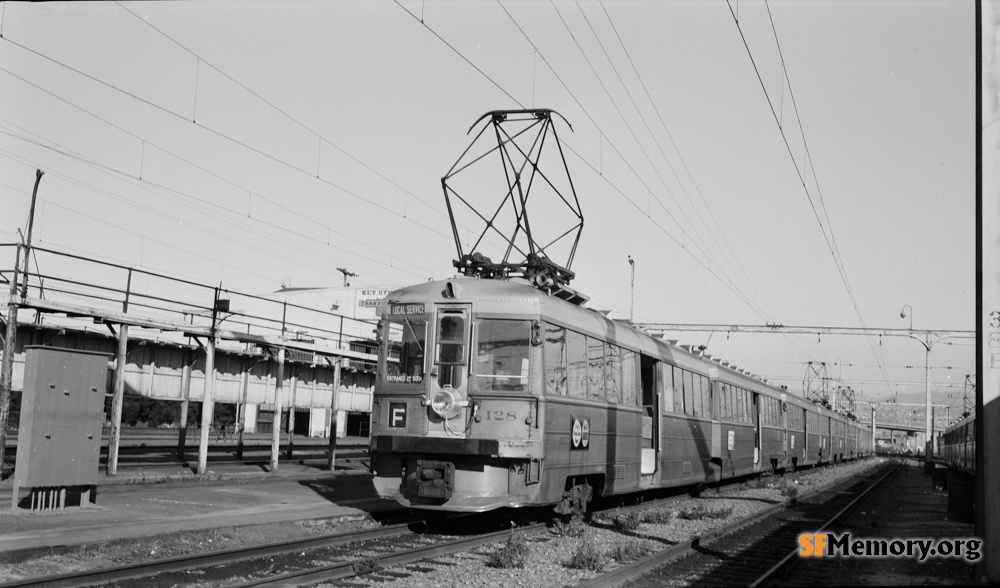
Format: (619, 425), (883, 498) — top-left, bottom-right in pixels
(0, 1), (978, 417)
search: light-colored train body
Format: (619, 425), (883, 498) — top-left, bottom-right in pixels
(369, 277), (872, 512)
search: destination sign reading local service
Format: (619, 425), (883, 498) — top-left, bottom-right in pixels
(391, 303), (425, 315)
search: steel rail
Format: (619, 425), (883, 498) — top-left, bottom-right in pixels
(0, 522), (413, 588)
(748, 461), (900, 586)
(576, 460), (897, 588)
(234, 522), (550, 588)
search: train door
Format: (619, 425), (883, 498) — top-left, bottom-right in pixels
(427, 304), (471, 437)
(640, 354), (658, 475)
(753, 393), (761, 466)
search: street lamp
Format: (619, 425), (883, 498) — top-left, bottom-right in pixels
(628, 256), (635, 323)
(900, 305), (931, 460)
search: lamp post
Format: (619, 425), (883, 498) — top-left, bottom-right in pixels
(628, 256), (635, 323)
(900, 305), (913, 331)
(900, 305), (932, 462)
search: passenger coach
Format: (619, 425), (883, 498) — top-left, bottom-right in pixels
(369, 276), (871, 513)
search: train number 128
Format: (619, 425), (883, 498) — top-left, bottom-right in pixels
(482, 410), (517, 421)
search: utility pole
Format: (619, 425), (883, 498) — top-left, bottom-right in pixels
(336, 267), (357, 288)
(803, 362), (829, 406)
(0, 170), (43, 471)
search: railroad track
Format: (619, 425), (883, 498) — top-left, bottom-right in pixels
(577, 461), (898, 587)
(2, 461), (887, 588)
(0, 523), (413, 588)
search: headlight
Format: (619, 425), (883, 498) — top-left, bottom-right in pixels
(430, 389), (464, 419)
(431, 390), (455, 419)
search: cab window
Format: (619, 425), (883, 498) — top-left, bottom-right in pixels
(384, 317), (427, 384)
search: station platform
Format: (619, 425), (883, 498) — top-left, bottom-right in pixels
(0, 436), (399, 564)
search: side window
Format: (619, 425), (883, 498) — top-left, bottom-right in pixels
(621, 348), (637, 406)
(473, 319), (529, 392)
(681, 370), (694, 414)
(543, 323), (567, 396)
(701, 376), (711, 419)
(588, 337), (605, 400)
(690, 372), (701, 417)
(661, 364), (674, 414)
(567, 330), (587, 398)
(672, 366), (684, 413)
(605, 345), (621, 404)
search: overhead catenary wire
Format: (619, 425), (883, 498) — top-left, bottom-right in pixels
(0, 130), (435, 288)
(0, 36), (453, 243)
(392, 1), (841, 379)
(393, 0), (825, 367)
(0, 73), (443, 283)
(724, 0), (890, 393)
(112, 2), (449, 226)
(596, 0), (774, 321)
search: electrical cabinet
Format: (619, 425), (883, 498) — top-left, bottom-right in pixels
(14, 346), (107, 489)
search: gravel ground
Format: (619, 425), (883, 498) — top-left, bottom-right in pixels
(0, 516), (380, 584)
(338, 458), (889, 588)
(0, 458), (885, 586)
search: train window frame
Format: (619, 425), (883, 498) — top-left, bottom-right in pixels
(566, 329), (588, 398)
(542, 322), (568, 396)
(587, 337), (605, 401)
(472, 319), (531, 394)
(672, 366), (684, 413)
(622, 348), (638, 406)
(700, 376), (711, 419)
(690, 372), (701, 417)
(605, 344), (622, 404)
(682, 370), (694, 416)
(661, 364), (675, 414)
(435, 311), (467, 389)
(383, 316), (428, 385)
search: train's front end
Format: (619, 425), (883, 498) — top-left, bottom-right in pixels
(369, 277), (546, 512)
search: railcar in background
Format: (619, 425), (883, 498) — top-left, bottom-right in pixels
(369, 276), (871, 513)
(940, 415), (975, 474)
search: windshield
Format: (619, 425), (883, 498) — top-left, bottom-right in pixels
(473, 319), (530, 393)
(384, 317), (427, 384)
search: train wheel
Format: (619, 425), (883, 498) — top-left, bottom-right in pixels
(555, 480), (593, 517)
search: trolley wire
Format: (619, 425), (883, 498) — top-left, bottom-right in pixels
(725, 0), (890, 392)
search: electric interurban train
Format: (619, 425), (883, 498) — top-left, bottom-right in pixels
(940, 414), (975, 474)
(369, 276), (872, 513)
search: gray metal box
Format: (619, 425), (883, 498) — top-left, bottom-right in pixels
(14, 346), (108, 488)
